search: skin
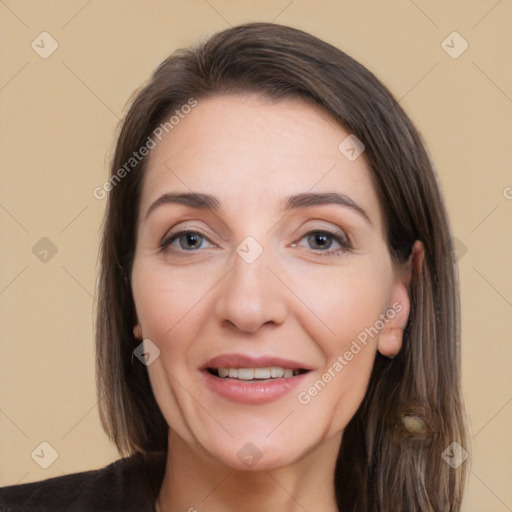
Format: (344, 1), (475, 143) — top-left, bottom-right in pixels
(131, 94), (422, 512)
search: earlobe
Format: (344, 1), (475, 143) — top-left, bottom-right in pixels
(133, 323), (142, 340)
(377, 240), (424, 359)
(377, 288), (409, 359)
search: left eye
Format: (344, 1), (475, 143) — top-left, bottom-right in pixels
(295, 229), (351, 255)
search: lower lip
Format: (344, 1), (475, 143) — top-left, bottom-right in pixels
(201, 370), (309, 404)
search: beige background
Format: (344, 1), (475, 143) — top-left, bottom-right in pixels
(1, 1), (511, 510)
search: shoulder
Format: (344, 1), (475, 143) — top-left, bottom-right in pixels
(0, 451), (166, 512)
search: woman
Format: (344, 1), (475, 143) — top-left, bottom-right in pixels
(0, 22), (468, 511)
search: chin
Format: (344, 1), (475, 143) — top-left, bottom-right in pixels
(202, 433), (315, 472)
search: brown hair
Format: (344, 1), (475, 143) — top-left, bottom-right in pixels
(95, 22), (468, 511)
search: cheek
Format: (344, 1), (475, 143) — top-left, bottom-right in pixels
(132, 261), (212, 344)
(291, 261), (389, 435)
(131, 262), (217, 441)
(293, 259), (391, 354)
(295, 296), (380, 441)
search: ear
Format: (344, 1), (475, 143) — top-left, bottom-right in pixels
(133, 322), (142, 340)
(377, 240), (424, 359)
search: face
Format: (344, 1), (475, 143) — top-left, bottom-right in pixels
(131, 94), (411, 471)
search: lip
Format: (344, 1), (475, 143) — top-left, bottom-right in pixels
(200, 353), (313, 405)
(202, 353), (314, 371)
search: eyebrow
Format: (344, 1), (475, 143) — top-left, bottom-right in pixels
(144, 191), (371, 224)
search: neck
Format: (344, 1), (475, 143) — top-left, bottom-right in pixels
(156, 430), (341, 512)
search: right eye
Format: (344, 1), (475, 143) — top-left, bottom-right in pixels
(160, 230), (216, 252)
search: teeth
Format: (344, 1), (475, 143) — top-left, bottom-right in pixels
(270, 366), (281, 378)
(255, 368), (270, 379)
(237, 368), (254, 380)
(215, 366), (301, 380)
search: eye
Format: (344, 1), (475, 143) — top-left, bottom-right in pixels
(160, 230), (215, 252)
(160, 228), (351, 256)
(294, 229), (351, 256)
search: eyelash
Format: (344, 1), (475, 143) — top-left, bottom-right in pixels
(160, 228), (351, 256)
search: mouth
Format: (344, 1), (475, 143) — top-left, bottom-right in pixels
(206, 366), (310, 381)
(201, 354), (312, 404)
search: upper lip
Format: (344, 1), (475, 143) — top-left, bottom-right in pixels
(202, 353), (313, 371)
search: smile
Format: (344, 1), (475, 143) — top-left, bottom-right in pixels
(207, 366), (307, 380)
(201, 355), (312, 404)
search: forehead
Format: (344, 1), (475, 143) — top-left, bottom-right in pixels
(140, 94), (382, 228)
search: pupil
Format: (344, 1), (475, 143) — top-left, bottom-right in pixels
(310, 233), (331, 249)
(183, 233), (200, 249)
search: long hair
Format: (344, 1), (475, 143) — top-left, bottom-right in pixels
(95, 22), (468, 511)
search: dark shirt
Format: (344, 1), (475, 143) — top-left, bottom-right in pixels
(0, 452), (166, 512)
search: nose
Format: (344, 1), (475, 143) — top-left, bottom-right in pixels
(213, 247), (287, 334)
